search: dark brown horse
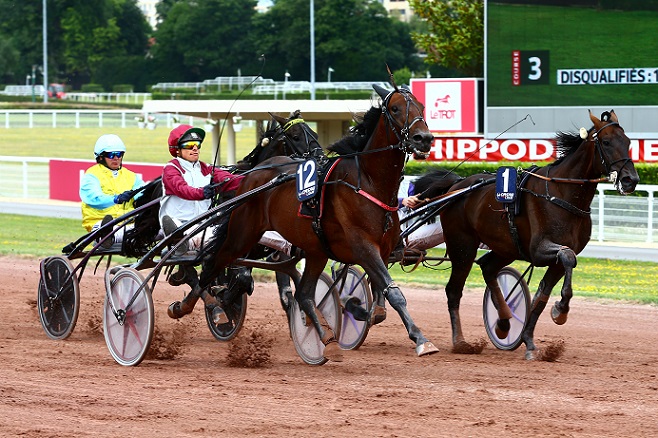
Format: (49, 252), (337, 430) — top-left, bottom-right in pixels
(235, 110), (324, 171)
(414, 110), (639, 360)
(171, 83), (438, 360)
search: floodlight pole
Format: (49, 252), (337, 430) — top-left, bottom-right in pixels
(42, 0), (48, 103)
(310, 0), (315, 100)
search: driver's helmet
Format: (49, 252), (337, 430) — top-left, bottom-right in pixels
(168, 124), (206, 157)
(94, 134), (126, 163)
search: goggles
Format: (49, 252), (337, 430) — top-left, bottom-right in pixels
(179, 141), (202, 150)
(105, 151), (125, 159)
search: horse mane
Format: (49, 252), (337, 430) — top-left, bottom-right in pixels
(412, 168), (463, 199)
(327, 105), (382, 156)
(552, 130), (586, 166)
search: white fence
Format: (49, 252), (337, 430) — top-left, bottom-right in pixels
(1, 155), (656, 244)
(0, 110), (192, 129)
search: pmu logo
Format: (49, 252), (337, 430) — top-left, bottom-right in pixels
(430, 94), (456, 120)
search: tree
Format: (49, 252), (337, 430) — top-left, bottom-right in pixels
(408, 0), (484, 77)
(149, 0), (260, 83)
(254, 0), (421, 83)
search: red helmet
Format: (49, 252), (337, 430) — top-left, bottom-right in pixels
(167, 124), (206, 157)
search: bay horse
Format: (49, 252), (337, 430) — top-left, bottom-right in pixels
(414, 110), (639, 360)
(171, 83), (438, 360)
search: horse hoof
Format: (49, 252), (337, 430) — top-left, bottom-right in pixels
(525, 350), (536, 361)
(211, 306), (229, 325)
(416, 341), (439, 356)
(495, 320), (510, 340)
(551, 303), (568, 325)
(167, 301), (183, 319)
(323, 341), (344, 362)
(369, 305), (387, 327)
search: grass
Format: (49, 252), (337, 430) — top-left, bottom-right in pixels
(0, 125), (262, 166)
(4, 213), (657, 306)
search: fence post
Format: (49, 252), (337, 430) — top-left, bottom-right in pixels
(52, 112), (56, 128)
(99, 112), (103, 128)
(75, 112), (80, 128)
(597, 187), (605, 242)
(4, 112), (8, 129)
(648, 190), (654, 243)
(29, 111), (33, 129)
(22, 160), (29, 198)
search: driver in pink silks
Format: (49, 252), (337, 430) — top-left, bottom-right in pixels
(159, 124), (293, 256)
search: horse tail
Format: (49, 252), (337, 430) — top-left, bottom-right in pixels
(413, 168), (464, 199)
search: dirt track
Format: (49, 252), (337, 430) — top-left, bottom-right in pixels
(2, 256), (657, 437)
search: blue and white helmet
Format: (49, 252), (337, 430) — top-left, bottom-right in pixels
(94, 134), (126, 160)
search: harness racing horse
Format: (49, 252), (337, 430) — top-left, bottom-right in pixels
(171, 83), (438, 360)
(236, 110), (324, 171)
(416, 110), (639, 360)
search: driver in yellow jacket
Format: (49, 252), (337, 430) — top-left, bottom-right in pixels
(80, 134), (145, 247)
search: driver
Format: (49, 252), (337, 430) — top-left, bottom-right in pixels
(80, 134), (145, 248)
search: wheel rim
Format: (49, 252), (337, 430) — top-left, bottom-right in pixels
(483, 267), (530, 351)
(289, 272), (341, 365)
(338, 266), (371, 350)
(37, 256), (80, 340)
(104, 268), (153, 366)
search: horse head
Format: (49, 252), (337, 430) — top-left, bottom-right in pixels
(372, 83), (433, 158)
(588, 109), (639, 195)
(236, 110), (322, 170)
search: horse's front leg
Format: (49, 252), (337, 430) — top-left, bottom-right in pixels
(362, 257), (438, 356)
(296, 257), (343, 361)
(550, 246), (577, 325)
(522, 263), (565, 360)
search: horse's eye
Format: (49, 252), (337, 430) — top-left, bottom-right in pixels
(602, 140), (610, 146)
(292, 135), (300, 141)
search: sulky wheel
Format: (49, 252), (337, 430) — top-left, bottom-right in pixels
(483, 266), (531, 351)
(289, 272), (342, 366)
(337, 265), (372, 351)
(204, 286), (248, 342)
(37, 256), (80, 340)
(103, 267), (154, 366)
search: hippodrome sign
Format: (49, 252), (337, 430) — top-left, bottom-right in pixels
(425, 138), (658, 163)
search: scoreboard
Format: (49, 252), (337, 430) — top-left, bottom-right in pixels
(485, 1), (658, 139)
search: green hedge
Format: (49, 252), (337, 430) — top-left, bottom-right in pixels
(405, 161), (658, 185)
(81, 83), (105, 93)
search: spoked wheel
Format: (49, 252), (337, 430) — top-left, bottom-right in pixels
(204, 287), (248, 342)
(37, 256), (80, 340)
(483, 266), (531, 350)
(103, 267), (154, 366)
(337, 266), (372, 350)
(289, 272), (342, 366)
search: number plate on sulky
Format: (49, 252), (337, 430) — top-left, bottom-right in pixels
(296, 160), (318, 201)
(495, 166), (517, 203)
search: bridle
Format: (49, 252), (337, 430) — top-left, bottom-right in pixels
(590, 115), (632, 188)
(379, 87), (429, 156)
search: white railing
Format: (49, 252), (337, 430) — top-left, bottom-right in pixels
(65, 92), (151, 104)
(2, 158), (657, 245)
(0, 110), (190, 129)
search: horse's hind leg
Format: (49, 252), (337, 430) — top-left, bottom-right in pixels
(522, 263), (565, 360)
(477, 252), (514, 339)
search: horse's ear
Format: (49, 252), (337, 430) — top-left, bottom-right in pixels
(609, 109), (618, 123)
(588, 109), (601, 126)
(270, 112), (286, 126)
(373, 83), (390, 101)
(385, 64), (399, 91)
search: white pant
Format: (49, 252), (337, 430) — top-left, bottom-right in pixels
(168, 218), (292, 256)
(399, 208), (445, 251)
(91, 219), (128, 244)
(399, 208), (488, 251)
